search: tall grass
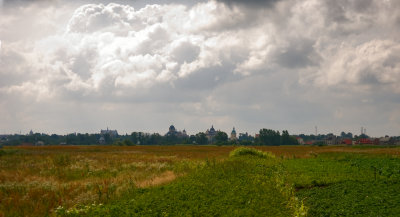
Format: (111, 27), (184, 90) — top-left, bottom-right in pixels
(0, 146), (210, 217)
(229, 147), (276, 158)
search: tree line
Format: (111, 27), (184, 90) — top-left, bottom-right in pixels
(1, 128), (299, 146)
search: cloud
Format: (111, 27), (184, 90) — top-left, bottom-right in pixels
(215, 0), (280, 8)
(3, 0), (400, 96)
(311, 40), (400, 92)
(1, 0), (400, 136)
(4, 1), (272, 101)
(1, 0), (57, 9)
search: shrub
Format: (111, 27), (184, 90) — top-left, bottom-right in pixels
(229, 147), (275, 159)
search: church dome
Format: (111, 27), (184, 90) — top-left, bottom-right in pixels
(210, 125), (215, 133)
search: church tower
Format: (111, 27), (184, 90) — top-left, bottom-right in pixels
(230, 127), (237, 141)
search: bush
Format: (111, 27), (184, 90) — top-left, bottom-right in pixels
(229, 147), (275, 159)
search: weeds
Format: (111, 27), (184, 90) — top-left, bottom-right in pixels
(229, 147), (275, 159)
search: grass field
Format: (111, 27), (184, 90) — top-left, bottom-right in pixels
(1, 145), (400, 216)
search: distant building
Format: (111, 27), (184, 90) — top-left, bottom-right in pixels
(0, 136), (8, 143)
(341, 138), (352, 145)
(29, 130), (34, 136)
(296, 137), (305, 145)
(165, 125), (188, 138)
(100, 127), (118, 137)
(99, 136), (106, 144)
(166, 125), (177, 136)
(206, 125), (217, 143)
(230, 127), (237, 141)
(325, 134), (339, 145)
(379, 136), (391, 145)
(356, 138), (373, 145)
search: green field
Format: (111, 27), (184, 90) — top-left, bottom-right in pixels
(1, 145), (400, 216)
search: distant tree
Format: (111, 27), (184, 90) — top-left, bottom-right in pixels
(258, 129), (281, 146)
(189, 135), (196, 144)
(239, 140), (252, 146)
(131, 132), (139, 144)
(281, 130), (298, 145)
(215, 131), (228, 144)
(347, 132), (353, 139)
(195, 132), (208, 145)
(164, 133), (179, 145)
(149, 133), (162, 145)
(66, 134), (78, 145)
(104, 134), (112, 144)
(123, 139), (134, 146)
(340, 132), (353, 139)
(313, 141), (325, 146)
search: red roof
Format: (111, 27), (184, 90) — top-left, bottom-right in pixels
(358, 138), (372, 144)
(342, 139), (352, 145)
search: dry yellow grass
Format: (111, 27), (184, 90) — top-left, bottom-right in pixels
(136, 170), (177, 188)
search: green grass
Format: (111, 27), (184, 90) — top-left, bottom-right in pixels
(229, 147), (276, 159)
(296, 180), (400, 216)
(3, 146), (400, 216)
(284, 153), (400, 216)
(55, 150), (400, 217)
(56, 152), (302, 217)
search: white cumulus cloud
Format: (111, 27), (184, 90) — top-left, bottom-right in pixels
(1, 0), (400, 135)
(11, 1), (276, 101)
(313, 40), (400, 92)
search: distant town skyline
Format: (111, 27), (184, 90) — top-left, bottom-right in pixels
(1, 0), (400, 137)
(1, 124), (389, 138)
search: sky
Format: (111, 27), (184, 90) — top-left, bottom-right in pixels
(1, 0), (400, 137)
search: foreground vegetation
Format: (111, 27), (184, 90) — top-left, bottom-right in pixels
(56, 147), (303, 216)
(0, 146), (229, 217)
(1, 145), (400, 216)
(289, 153), (400, 216)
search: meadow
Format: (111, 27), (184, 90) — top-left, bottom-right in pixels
(1, 145), (400, 216)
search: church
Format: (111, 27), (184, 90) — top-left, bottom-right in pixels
(205, 125), (217, 143)
(165, 125), (187, 138)
(230, 127), (237, 141)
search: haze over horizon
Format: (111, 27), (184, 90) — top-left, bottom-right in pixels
(1, 0), (400, 137)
